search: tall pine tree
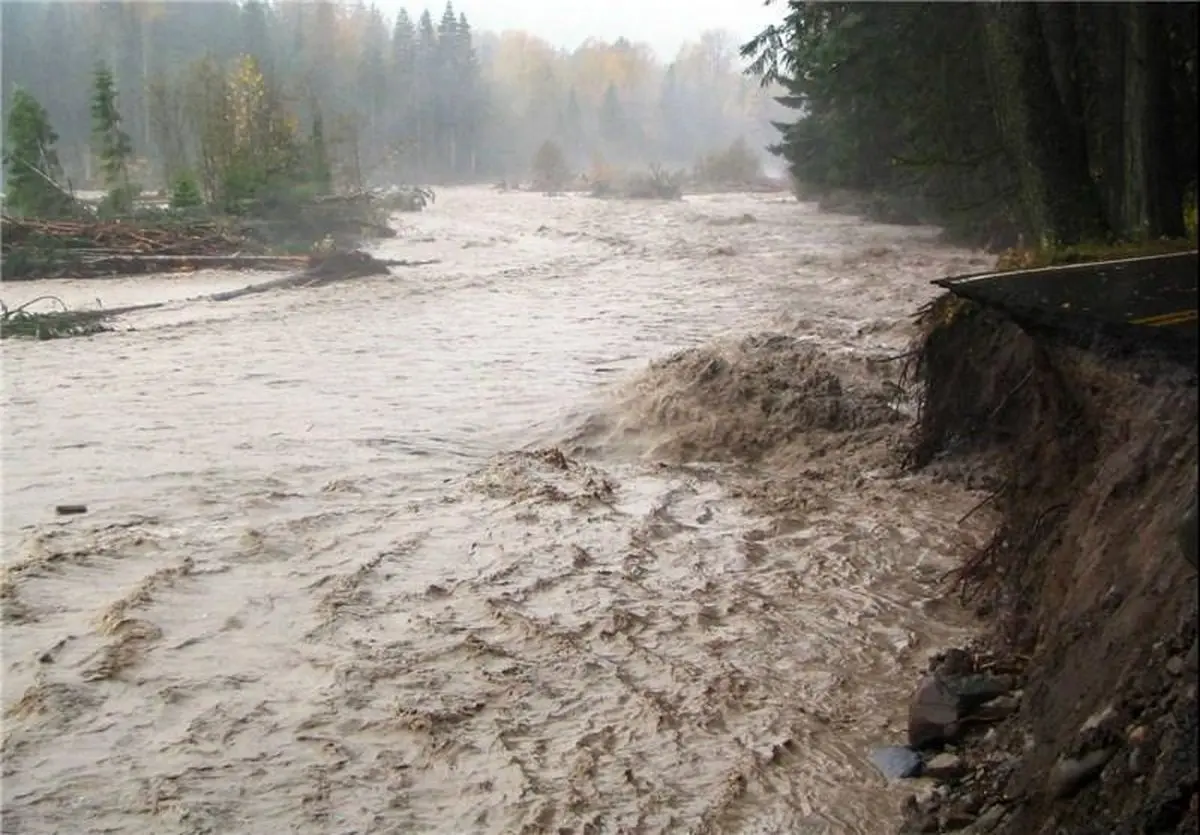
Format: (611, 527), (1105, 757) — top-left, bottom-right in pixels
(90, 60), (135, 212)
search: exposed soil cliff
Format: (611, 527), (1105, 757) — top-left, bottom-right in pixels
(895, 296), (1198, 834)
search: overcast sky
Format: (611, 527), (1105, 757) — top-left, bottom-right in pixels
(377, 0), (782, 62)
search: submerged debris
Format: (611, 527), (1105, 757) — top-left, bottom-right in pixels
(0, 296), (113, 340)
(374, 185), (436, 212)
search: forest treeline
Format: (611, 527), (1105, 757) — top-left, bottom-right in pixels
(0, 0), (782, 194)
(745, 1), (1199, 247)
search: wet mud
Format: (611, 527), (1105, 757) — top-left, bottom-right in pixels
(3, 188), (996, 833)
(894, 300), (1198, 835)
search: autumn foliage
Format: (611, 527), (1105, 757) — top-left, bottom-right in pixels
(1, 2), (782, 191)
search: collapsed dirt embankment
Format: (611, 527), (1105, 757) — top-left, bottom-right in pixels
(895, 295), (1198, 834)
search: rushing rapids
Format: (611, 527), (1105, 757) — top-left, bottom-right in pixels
(1, 187), (998, 834)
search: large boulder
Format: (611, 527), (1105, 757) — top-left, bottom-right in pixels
(907, 672), (1017, 749)
(908, 675), (964, 749)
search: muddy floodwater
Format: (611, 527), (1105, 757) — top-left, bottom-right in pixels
(1, 188), (997, 834)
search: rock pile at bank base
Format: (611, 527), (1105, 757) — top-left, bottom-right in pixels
(893, 295), (1198, 834)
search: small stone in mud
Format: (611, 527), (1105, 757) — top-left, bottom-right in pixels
(901, 783), (944, 833)
(971, 805), (1007, 834)
(973, 693), (1021, 722)
(933, 648), (976, 677)
(946, 674), (1014, 712)
(1080, 703), (1119, 734)
(923, 752), (967, 781)
(939, 807), (980, 831)
(1047, 747), (1115, 798)
(55, 504), (88, 516)
(869, 745), (923, 780)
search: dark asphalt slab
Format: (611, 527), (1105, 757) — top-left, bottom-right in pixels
(934, 251), (1198, 342)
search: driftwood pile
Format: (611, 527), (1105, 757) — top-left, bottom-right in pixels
(0, 214), (310, 280)
(0, 215), (245, 255)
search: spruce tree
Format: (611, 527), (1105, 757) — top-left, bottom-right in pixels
(2, 88), (75, 217)
(90, 61), (135, 213)
(309, 108), (333, 195)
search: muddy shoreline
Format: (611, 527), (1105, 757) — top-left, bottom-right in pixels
(882, 299), (1198, 834)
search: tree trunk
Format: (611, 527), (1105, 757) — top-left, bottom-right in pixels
(1074, 4), (1126, 235)
(1143, 3), (1185, 238)
(980, 2), (1107, 245)
(1122, 4), (1152, 238)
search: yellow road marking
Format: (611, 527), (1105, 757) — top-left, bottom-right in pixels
(1131, 309), (1198, 327)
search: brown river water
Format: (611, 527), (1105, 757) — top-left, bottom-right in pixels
(1, 188), (997, 834)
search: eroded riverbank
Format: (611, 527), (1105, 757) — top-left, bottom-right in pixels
(3, 187), (996, 833)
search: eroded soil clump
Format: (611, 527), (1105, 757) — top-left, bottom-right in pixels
(895, 295), (1198, 834)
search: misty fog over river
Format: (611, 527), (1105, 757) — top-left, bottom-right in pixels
(2, 188), (998, 834)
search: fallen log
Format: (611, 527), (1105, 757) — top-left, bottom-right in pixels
(381, 258), (440, 268)
(3, 251), (439, 337)
(208, 250), (435, 302)
(77, 253), (307, 274)
(2, 253), (312, 281)
(209, 274), (328, 302)
(91, 254), (307, 267)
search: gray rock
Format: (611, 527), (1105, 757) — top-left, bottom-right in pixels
(1128, 741), (1152, 776)
(946, 674), (1014, 712)
(967, 805), (1006, 833)
(924, 752), (967, 781)
(934, 648), (975, 677)
(869, 745), (924, 780)
(901, 783), (945, 834)
(909, 675), (963, 749)
(1048, 747), (1115, 798)
(1165, 655), (1184, 676)
(939, 807), (980, 831)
